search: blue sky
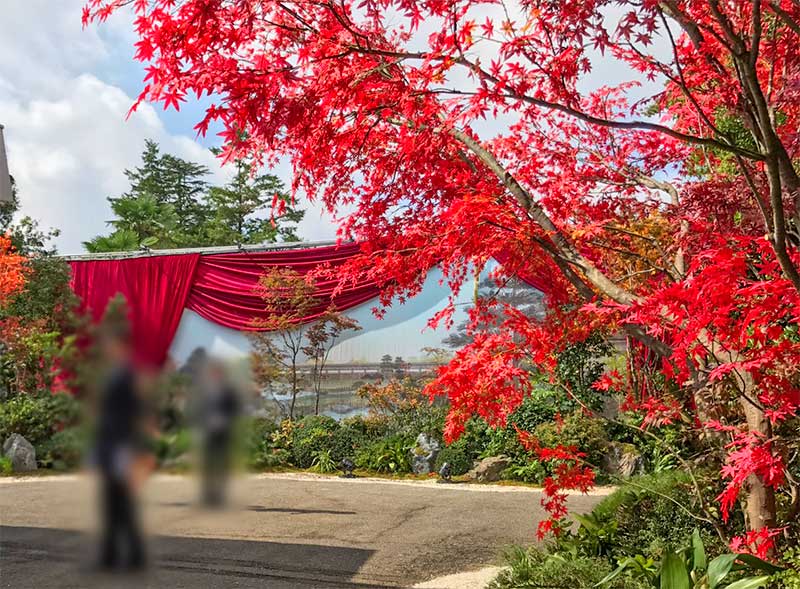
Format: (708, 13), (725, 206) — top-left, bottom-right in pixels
(0, 1), (339, 255)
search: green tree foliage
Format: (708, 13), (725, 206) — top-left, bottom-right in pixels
(85, 140), (204, 251)
(84, 140), (303, 252)
(205, 155), (303, 245)
(0, 182), (84, 397)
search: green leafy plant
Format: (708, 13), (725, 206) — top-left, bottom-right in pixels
(488, 546), (647, 589)
(290, 415), (339, 468)
(0, 456), (12, 475)
(557, 511), (621, 559)
(600, 529), (781, 589)
(576, 471), (728, 561)
(533, 411), (610, 471)
(356, 435), (413, 473)
(434, 438), (474, 476)
(0, 393), (82, 467)
(40, 426), (87, 471)
(502, 461), (547, 484)
(310, 448), (337, 473)
(155, 428), (193, 462)
(769, 547), (800, 589)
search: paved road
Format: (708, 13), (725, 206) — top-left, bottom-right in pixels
(0, 474), (605, 588)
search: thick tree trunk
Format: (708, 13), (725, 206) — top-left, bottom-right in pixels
(740, 397), (778, 532)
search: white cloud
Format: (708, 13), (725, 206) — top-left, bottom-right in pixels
(1, 74), (233, 253)
(0, 0), (338, 254)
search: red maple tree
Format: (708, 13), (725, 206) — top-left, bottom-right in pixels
(0, 235), (27, 305)
(85, 0), (800, 546)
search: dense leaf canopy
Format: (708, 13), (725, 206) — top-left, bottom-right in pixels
(85, 0), (800, 550)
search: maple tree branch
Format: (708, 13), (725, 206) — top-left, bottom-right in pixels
(768, 1), (800, 36)
(655, 6), (729, 141)
(448, 126), (638, 305)
(735, 155), (773, 234)
(659, 1), (728, 76)
(348, 46), (765, 161)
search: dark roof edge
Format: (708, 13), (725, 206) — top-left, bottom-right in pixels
(61, 239), (343, 261)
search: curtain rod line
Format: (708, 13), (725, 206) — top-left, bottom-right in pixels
(60, 239), (346, 261)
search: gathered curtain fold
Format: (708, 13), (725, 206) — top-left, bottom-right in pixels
(69, 242), (552, 366)
(185, 242), (381, 331)
(70, 254), (201, 366)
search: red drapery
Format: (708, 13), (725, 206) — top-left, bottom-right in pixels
(70, 254), (201, 366)
(69, 243), (383, 365)
(69, 242), (552, 366)
(186, 243), (381, 331)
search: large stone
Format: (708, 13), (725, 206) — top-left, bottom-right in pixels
(410, 433), (441, 475)
(3, 434), (37, 472)
(602, 442), (645, 479)
(466, 455), (511, 482)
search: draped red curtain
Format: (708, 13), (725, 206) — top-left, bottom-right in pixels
(186, 243), (381, 331)
(69, 242), (552, 366)
(70, 254), (200, 366)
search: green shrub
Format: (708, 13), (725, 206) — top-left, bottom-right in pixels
(259, 448), (291, 469)
(507, 383), (574, 433)
(771, 547), (800, 589)
(40, 426), (87, 470)
(310, 448), (337, 473)
(434, 438), (474, 476)
(291, 415), (339, 468)
(0, 456), (12, 475)
(532, 410), (609, 469)
(243, 417), (278, 469)
(355, 435), (413, 473)
(476, 424), (524, 461)
(561, 472), (727, 561)
(0, 393), (81, 451)
(502, 460), (547, 483)
(357, 378), (447, 438)
(329, 419), (368, 463)
(360, 414), (394, 440)
(554, 332), (615, 412)
(488, 546), (647, 589)
(156, 428), (193, 462)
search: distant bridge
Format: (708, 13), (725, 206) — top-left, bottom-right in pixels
(294, 362), (445, 380)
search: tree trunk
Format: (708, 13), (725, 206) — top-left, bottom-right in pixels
(289, 364), (298, 420)
(740, 397), (778, 532)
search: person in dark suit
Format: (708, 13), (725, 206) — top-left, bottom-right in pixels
(197, 359), (240, 507)
(92, 326), (147, 570)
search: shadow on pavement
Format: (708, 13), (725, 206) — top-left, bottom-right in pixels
(155, 500), (357, 515)
(246, 505), (358, 515)
(1, 525), (397, 588)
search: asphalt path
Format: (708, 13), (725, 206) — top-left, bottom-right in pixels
(0, 473), (606, 588)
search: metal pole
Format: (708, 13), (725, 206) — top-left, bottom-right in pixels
(0, 124), (13, 203)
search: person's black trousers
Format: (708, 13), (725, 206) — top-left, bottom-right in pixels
(100, 475), (144, 568)
(202, 431), (231, 506)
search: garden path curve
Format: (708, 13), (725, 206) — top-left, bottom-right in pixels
(0, 473), (609, 588)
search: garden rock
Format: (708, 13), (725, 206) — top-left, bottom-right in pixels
(466, 455), (511, 482)
(410, 433), (441, 475)
(602, 442), (645, 478)
(3, 434), (37, 472)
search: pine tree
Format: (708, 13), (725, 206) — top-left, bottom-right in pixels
(204, 156), (303, 246)
(85, 140), (208, 252)
(84, 141), (303, 252)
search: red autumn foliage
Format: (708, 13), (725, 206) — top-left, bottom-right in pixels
(85, 0), (800, 542)
(0, 235), (28, 304)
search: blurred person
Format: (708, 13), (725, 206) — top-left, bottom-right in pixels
(196, 358), (240, 507)
(90, 325), (153, 571)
